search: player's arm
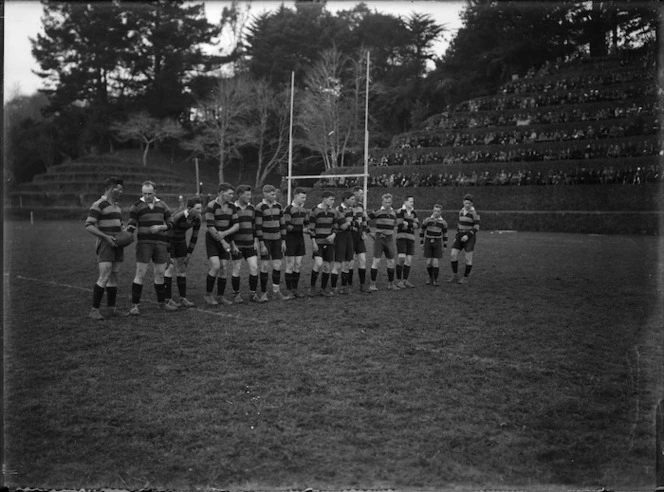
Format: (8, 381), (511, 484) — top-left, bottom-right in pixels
(126, 204), (138, 233)
(85, 215), (117, 246)
(443, 220), (448, 248)
(419, 220), (427, 248)
(186, 221), (201, 256)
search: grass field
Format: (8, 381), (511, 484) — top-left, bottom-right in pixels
(3, 220), (663, 491)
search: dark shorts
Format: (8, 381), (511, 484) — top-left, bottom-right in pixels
(169, 240), (188, 258)
(136, 241), (168, 264)
(373, 233), (396, 260)
(423, 238), (443, 259)
(261, 239), (283, 260)
(396, 238), (415, 256)
(452, 231), (476, 252)
(352, 231), (366, 254)
(334, 231), (354, 262)
(312, 243), (335, 263)
(206, 233), (231, 260)
(285, 233), (306, 257)
(232, 247), (258, 260)
(97, 240), (124, 263)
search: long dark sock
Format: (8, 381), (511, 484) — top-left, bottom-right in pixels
(231, 275), (240, 293)
(176, 276), (187, 298)
(387, 268), (395, 282)
(164, 276), (173, 299)
(370, 268), (378, 281)
(451, 261), (459, 274)
(396, 264), (403, 280)
(206, 274), (216, 294)
(464, 264), (473, 277)
(321, 272), (330, 289)
(272, 270), (281, 289)
(433, 267), (440, 280)
(427, 266), (433, 280)
(154, 283), (166, 303)
(341, 272), (348, 286)
(347, 269), (354, 286)
(249, 274), (258, 292)
(92, 284), (105, 308)
(358, 268), (366, 284)
(131, 282), (143, 304)
(106, 286), (117, 307)
(403, 265), (411, 280)
(260, 271), (269, 292)
(331, 273), (338, 288)
(285, 272), (292, 290)
(310, 270), (319, 288)
(217, 277), (227, 296)
(293, 271), (300, 289)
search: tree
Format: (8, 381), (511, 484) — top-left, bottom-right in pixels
(245, 80), (292, 188)
(183, 75), (254, 183)
(111, 112), (185, 166)
(298, 48), (367, 170)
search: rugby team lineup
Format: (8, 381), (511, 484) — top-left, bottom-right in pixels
(84, 178), (481, 320)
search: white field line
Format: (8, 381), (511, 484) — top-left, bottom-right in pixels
(10, 274), (268, 324)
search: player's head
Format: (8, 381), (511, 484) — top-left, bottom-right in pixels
(187, 196), (203, 218)
(403, 195), (414, 208)
(217, 182), (235, 202)
(293, 188), (307, 206)
(381, 193), (393, 208)
(263, 184), (277, 203)
(322, 191), (335, 208)
(463, 194), (474, 210)
(104, 176), (124, 198)
(236, 184), (253, 204)
(341, 190), (355, 206)
(141, 181), (157, 203)
(432, 203), (443, 217)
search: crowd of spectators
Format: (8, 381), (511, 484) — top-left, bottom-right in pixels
(500, 70), (648, 95)
(374, 138), (659, 167)
(398, 118), (656, 149)
(315, 163), (662, 189)
(426, 101), (656, 131)
(454, 83), (655, 113)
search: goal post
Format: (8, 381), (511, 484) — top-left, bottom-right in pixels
(286, 52), (371, 207)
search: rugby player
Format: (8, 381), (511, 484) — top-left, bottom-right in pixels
(204, 183), (239, 305)
(367, 193), (398, 291)
(332, 191), (355, 295)
(230, 185), (261, 303)
(163, 196), (202, 309)
(85, 176), (125, 320)
(308, 191), (337, 297)
(420, 204), (448, 286)
(395, 195), (419, 288)
(255, 184), (291, 301)
(284, 188), (310, 298)
(348, 186), (370, 293)
(126, 181), (174, 315)
(449, 193), (480, 284)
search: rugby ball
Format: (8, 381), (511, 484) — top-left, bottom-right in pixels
(114, 229), (135, 248)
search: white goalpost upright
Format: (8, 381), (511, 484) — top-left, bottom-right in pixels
(286, 52), (371, 205)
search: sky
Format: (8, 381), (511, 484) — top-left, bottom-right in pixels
(3, 0), (465, 102)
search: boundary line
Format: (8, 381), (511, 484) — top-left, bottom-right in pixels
(10, 274), (269, 324)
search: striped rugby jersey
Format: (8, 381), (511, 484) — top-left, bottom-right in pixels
(86, 195), (123, 236)
(368, 207), (397, 235)
(284, 203), (309, 235)
(169, 209), (201, 254)
(255, 200), (286, 241)
(128, 198), (173, 244)
(309, 205), (338, 245)
(351, 203), (368, 234)
(336, 204), (354, 232)
(205, 198), (238, 234)
(420, 216), (448, 243)
(457, 207), (480, 234)
(396, 208), (419, 241)
(233, 202), (257, 249)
